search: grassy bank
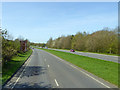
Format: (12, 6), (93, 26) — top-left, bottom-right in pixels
(2, 49), (32, 85)
(40, 48), (119, 86)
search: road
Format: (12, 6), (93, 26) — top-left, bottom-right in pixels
(49, 48), (119, 63)
(3, 49), (117, 89)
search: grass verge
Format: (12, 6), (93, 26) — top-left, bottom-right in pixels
(2, 49), (32, 85)
(40, 48), (119, 86)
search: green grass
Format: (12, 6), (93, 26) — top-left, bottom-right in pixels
(2, 49), (32, 85)
(39, 48), (119, 86)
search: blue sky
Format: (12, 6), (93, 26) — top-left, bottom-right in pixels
(2, 2), (118, 43)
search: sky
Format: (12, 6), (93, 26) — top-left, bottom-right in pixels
(2, 2), (118, 43)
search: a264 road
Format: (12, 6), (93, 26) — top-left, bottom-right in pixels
(4, 49), (117, 89)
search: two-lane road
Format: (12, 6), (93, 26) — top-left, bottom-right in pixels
(3, 49), (117, 89)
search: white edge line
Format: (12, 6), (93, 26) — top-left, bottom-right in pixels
(54, 79), (59, 87)
(45, 51), (110, 88)
(11, 57), (31, 89)
(70, 64), (110, 88)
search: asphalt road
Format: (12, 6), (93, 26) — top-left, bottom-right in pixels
(3, 49), (117, 89)
(49, 48), (119, 63)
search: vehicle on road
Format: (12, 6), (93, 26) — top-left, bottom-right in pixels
(70, 49), (75, 52)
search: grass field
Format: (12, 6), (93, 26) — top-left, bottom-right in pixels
(39, 48), (119, 86)
(2, 49), (32, 85)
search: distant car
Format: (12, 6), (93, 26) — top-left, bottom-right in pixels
(70, 49), (75, 52)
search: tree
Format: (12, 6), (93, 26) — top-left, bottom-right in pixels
(72, 32), (87, 51)
(2, 29), (30, 66)
(85, 29), (118, 54)
(46, 27), (118, 54)
(62, 35), (73, 49)
(46, 37), (53, 48)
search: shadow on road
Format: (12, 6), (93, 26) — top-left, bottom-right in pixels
(14, 82), (51, 88)
(3, 66), (52, 89)
(21, 66), (46, 77)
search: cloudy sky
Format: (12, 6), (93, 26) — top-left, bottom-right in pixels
(2, 2), (118, 43)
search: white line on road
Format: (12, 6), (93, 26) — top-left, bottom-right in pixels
(11, 57), (31, 89)
(46, 51), (111, 88)
(69, 64), (110, 88)
(48, 65), (50, 67)
(54, 79), (59, 87)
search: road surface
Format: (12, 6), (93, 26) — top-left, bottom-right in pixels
(49, 48), (119, 63)
(3, 49), (117, 89)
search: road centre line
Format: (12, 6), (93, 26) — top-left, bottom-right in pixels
(11, 56), (32, 89)
(54, 79), (59, 87)
(48, 65), (50, 67)
(45, 51), (110, 88)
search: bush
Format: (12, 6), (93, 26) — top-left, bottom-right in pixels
(2, 29), (30, 66)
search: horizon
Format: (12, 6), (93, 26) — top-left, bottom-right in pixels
(2, 2), (118, 43)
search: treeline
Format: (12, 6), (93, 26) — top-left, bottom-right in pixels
(1, 29), (30, 66)
(30, 42), (46, 47)
(46, 27), (118, 54)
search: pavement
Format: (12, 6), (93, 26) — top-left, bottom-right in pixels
(3, 48), (118, 89)
(49, 48), (119, 63)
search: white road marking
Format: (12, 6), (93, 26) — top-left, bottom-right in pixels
(46, 51), (111, 88)
(54, 79), (59, 87)
(69, 64), (110, 88)
(48, 65), (50, 67)
(11, 57), (31, 89)
(6, 83), (11, 86)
